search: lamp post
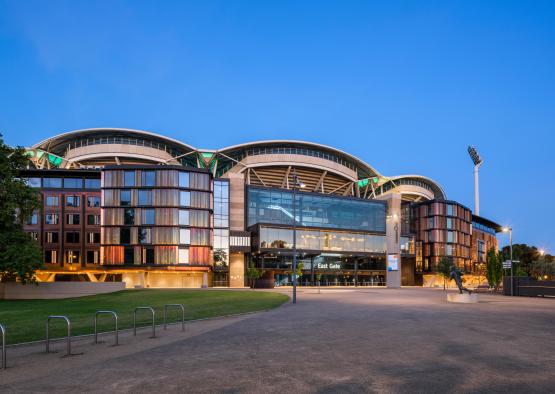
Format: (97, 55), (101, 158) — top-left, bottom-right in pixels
(467, 146), (483, 216)
(502, 227), (513, 296)
(291, 169), (305, 304)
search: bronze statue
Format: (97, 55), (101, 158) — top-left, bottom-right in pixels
(450, 265), (472, 294)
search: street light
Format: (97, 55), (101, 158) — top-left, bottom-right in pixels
(502, 226), (513, 296)
(291, 168), (305, 304)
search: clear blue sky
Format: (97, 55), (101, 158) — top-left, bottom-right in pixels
(0, 1), (553, 252)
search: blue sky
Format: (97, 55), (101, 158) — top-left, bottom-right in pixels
(0, 1), (553, 251)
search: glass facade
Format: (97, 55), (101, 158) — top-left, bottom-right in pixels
(213, 180), (230, 285)
(247, 186), (386, 232)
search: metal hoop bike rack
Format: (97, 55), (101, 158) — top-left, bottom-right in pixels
(46, 316), (72, 356)
(133, 307), (156, 338)
(0, 323), (6, 370)
(94, 311), (119, 346)
(163, 304), (185, 331)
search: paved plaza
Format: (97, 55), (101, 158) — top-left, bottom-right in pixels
(2, 288), (555, 393)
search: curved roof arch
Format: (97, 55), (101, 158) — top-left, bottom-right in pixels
(381, 174), (446, 200)
(216, 139), (382, 179)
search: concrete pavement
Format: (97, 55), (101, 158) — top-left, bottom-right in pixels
(1, 288), (554, 393)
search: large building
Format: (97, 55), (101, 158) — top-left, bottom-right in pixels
(21, 128), (500, 288)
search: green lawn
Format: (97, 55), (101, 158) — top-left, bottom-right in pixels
(0, 289), (288, 344)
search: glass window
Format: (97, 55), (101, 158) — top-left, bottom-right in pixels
(87, 250), (99, 264)
(143, 208), (155, 225)
(27, 211), (38, 225)
(66, 232), (80, 243)
(138, 190), (151, 205)
(180, 191), (190, 206)
(45, 213), (59, 225)
(64, 178), (82, 189)
(87, 214), (101, 225)
(45, 232), (59, 243)
(120, 190), (132, 206)
(142, 171), (156, 187)
(142, 247), (155, 264)
(45, 196), (59, 207)
(43, 178), (62, 188)
(66, 195), (80, 207)
(67, 214), (80, 225)
(446, 204), (453, 216)
(179, 228), (190, 244)
(45, 250), (58, 264)
(179, 172), (189, 188)
(179, 210), (189, 225)
(87, 232), (100, 244)
(138, 227), (151, 244)
(124, 208), (135, 225)
(178, 248), (189, 264)
(446, 218), (453, 229)
(66, 250), (80, 264)
(87, 196), (100, 207)
(120, 228), (131, 244)
(25, 177), (41, 188)
(84, 179), (101, 189)
(446, 244), (453, 256)
(124, 247), (134, 265)
(124, 171), (135, 187)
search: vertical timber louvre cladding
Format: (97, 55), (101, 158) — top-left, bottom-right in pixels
(101, 166), (213, 266)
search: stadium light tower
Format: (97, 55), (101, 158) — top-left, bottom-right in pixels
(467, 146), (483, 215)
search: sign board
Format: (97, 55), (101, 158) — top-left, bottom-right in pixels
(502, 260), (512, 269)
(387, 254), (399, 271)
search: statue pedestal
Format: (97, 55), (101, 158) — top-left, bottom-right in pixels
(447, 293), (479, 303)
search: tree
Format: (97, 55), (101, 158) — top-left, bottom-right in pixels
(0, 135), (42, 283)
(486, 247), (503, 290)
(246, 263), (261, 289)
(436, 257), (452, 290)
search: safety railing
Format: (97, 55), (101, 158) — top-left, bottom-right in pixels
(163, 304), (185, 331)
(0, 324), (6, 370)
(133, 307), (156, 338)
(46, 316), (72, 356)
(94, 311), (119, 346)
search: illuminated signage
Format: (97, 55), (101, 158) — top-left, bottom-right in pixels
(387, 254), (399, 271)
(316, 263), (341, 270)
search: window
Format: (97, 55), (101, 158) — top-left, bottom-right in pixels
(124, 247), (134, 265)
(84, 179), (101, 189)
(45, 213), (59, 225)
(66, 232), (80, 243)
(25, 177), (41, 188)
(66, 250), (80, 264)
(179, 210), (189, 225)
(143, 209), (155, 225)
(180, 228), (190, 244)
(142, 247), (155, 264)
(141, 171), (155, 187)
(446, 204), (454, 216)
(87, 250), (99, 264)
(120, 190), (132, 206)
(446, 218), (453, 229)
(120, 228), (131, 244)
(446, 245), (453, 256)
(27, 211), (38, 225)
(87, 214), (101, 225)
(178, 248), (189, 264)
(45, 250), (58, 264)
(478, 240), (486, 262)
(66, 195), (80, 207)
(45, 232), (59, 243)
(64, 178), (82, 189)
(124, 171), (135, 187)
(87, 232), (100, 244)
(179, 172), (189, 187)
(138, 190), (151, 205)
(447, 231), (454, 243)
(45, 196), (59, 207)
(67, 214), (80, 225)
(138, 227), (151, 244)
(180, 191), (190, 206)
(43, 178), (62, 188)
(28, 231), (39, 241)
(87, 196), (100, 207)
(124, 208), (135, 225)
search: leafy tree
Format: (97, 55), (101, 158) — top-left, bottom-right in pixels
(500, 244), (541, 277)
(0, 135), (42, 283)
(486, 247), (503, 290)
(246, 263), (261, 289)
(436, 257), (452, 290)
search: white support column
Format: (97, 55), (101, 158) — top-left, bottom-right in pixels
(377, 193), (402, 288)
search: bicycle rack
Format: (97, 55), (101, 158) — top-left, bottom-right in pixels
(133, 307), (156, 338)
(0, 323), (6, 370)
(94, 311), (119, 346)
(163, 304), (185, 331)
(46, 316), (73, 356)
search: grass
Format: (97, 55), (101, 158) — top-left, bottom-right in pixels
(0, 289), (289, 344)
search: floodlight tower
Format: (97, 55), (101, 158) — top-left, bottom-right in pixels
(467, 146), (483, 215)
